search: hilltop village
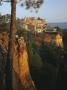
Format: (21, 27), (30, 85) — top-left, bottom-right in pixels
(0, 14), (64, 48)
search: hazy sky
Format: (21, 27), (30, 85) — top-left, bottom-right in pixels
(0, 0), (67, 22)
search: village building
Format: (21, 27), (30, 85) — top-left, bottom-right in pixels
(0, 33), (2, 45)
(17, 17), (47, 33)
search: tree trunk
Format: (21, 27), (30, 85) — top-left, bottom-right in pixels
(5, 0), (36, 90)
(6, 0), (16, 90)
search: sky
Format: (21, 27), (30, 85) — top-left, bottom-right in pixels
(0, 0), (67, 22)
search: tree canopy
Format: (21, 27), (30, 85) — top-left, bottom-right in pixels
(0, 0), (44, 10)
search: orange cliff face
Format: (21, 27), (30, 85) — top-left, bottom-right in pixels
(2, 32), (8, 50)
(0, 33), (2, 45)
(13, 36), (36, 90)
(43, 33), (52, 43)
(55, 32), (64, 48)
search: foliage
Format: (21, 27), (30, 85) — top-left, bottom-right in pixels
(0, 0), (44, 10)
(0, 23), (9, 32)
(35, 43), (64, 65)
(63, 29), (67, 44)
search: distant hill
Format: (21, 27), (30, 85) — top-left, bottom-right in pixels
(48, 22), (67, 29)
